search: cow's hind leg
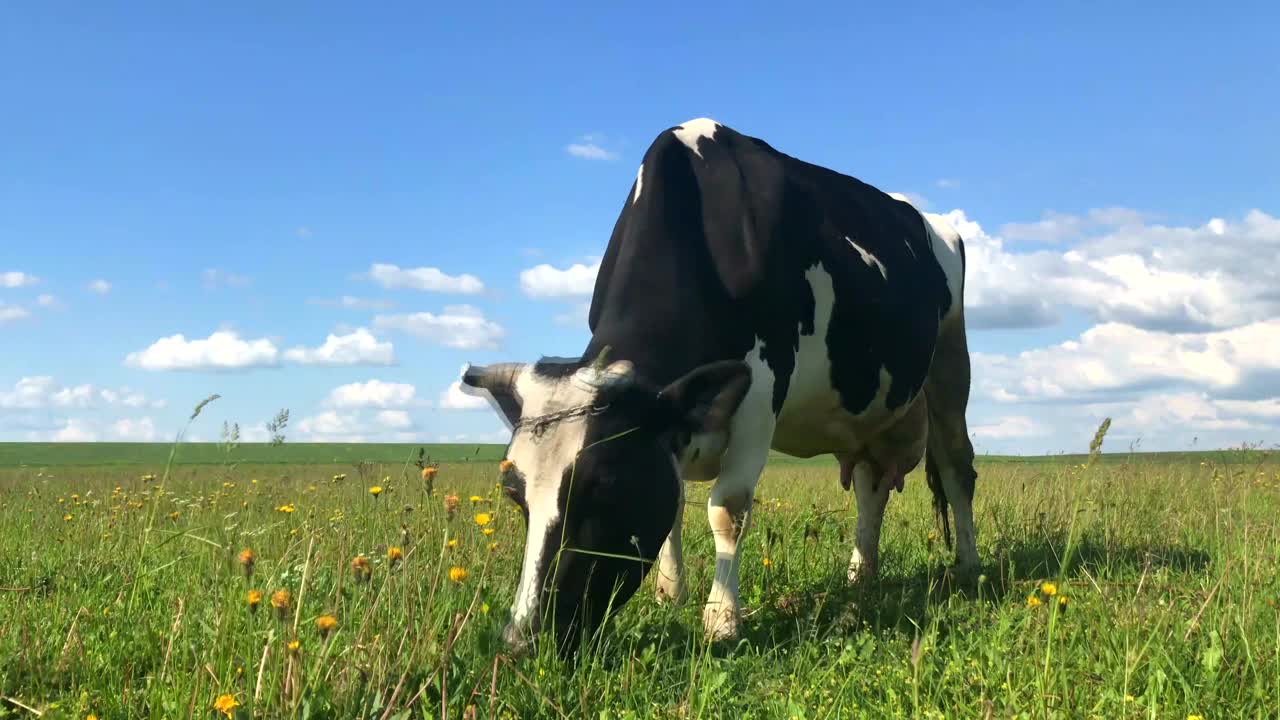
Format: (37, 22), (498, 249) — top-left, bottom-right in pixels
(845, 458), (891, 584)
(924, 310), (980, 574)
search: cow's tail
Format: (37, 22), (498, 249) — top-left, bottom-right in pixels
(925, 449), (953, 550)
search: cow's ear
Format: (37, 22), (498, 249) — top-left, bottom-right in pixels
(656, 360), (752, 434)
(459, 363), (526, 429)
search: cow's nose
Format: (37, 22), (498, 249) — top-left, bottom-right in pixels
(502, 623), (533, 657)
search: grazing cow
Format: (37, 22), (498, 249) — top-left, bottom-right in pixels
(460, 118), (978, 655)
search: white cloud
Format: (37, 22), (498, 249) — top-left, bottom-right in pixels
(326, 380), (417, 409)
(0, 303), (29, 323)
(520, 260), (600, 298)
(296, 410), (359, 437)
(973, 319), (1280, 404)
(124, 331), (280, 371)
(111, 417), (159, 441)
(202, 268), (250, 289)
(436, 429), (512, 444)
(283, 328), (396, 366)
(375, 410), (412, 429)
(566, 142), (618, 161)
(36, 294), (57, 308)
(972, 416), (1047, 439)
(0, 377), (162, 410)
(954, 207), (1280, 332)
(50, 418), (97, 442)
(373, 305), (505, 350)
(439, 379), (488, 410)
(366, 263), (484, 294)
(87, 279), (112, 294)
(0, 271), (38, 288)
(308, 295), (396, 311)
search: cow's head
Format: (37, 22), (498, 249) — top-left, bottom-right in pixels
(460, 354), (750, 656)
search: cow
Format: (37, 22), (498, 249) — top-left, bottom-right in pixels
(460, 118), (978, 657)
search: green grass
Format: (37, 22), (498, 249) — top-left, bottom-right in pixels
(1, 444), (1278, 719)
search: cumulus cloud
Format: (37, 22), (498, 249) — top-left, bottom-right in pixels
(325, 380), (417, 409)
(125, 331), (280, 371)
(111, 417), (159, 441)
(373, 305), (504, 350)
(284, 328), (396, 366)
(294, 409), (417, 442)
(520, 260), (600, 298)
(366, 263), (484, 294)
(0, 377), (163, 410)
(0, 303), (29, 323)
(0, 271), (38, 288)
(973, 319), (1280, 404)
(565, 134), (619, 161)
(50, 418), (97, 442)
(439, 380), (488, 410)
(972, 416), (1047, 440)
(375, 410), (412, 429)
(954, 207), (1280, 332)
(36, 294), (57, 308)
(87, 279), (112, 294)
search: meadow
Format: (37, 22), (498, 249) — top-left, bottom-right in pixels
(1, 433), (1277, 719)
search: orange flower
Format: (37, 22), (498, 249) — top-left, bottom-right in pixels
(351, 555), (372, 583)
(448, 566), (468, 583)
(387, 546), (403, 566)
(421, 467), (438, 480)
(213, 694), (239, 718)
(270, 589), (292, 619)
(246, 589), (262, 612)
(315, 614), (338, 639)
(499, 459), (515, 473)
(443, 494), (460, 518)
(238, 548), (256, 577)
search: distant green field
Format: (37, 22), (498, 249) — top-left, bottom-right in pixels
(0, 441), (1270, 468)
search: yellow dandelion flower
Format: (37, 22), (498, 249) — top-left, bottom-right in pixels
(270, 589), (292, 619)
(315, 614), (338, 639)
(499, 459), (515, 473)
(469, 495), (483, 503)
(481, 602), (490, 615)
(287, 639), (301, 655)
(487, 542), (498, 552)
(369, 485), (383, 498)
(762, 557), (772, 567)
(474, 512), (492, 527)
(213, 694), (240, 718)
(482, 527), (495, 536)
(332, 473), (346, 482)
(1188, 715), (1203, 720)
(351, 555), (372, 583)
(1040, 581), (1058, 597)
(1026, 594), (1042, 608)
(447, 538), (459, 548)
(247, 589), (262, 612)
(63, 513), (73, 522)
(276, 504), (295, 514)
(387, 546), (403, 565)
(168, 511), (180, 521)
(87, 715), (98, 720)
(448, 566), (469, 583)
(1058, 595), (1069, 611)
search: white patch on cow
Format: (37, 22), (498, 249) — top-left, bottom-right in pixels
(504, 362), (597, 630)
(887, 191), (913, 205)
(673, 118), (720, 158)
(919, 210), (965, 319)
(633, 164), (644, 204)
(845, 236), (887, 279)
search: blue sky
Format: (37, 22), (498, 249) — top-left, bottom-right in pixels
(3, 2), (1278, 454)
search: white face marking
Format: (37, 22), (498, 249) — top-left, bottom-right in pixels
(633, 163), (644, 204)
(504, 365), (598, 629)
(845, 236), (887, 279)
(672, 117), (720, 158)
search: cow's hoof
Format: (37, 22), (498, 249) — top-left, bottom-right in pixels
(655, 581), (688, 606)
(846, 561), (879, 586)
(702, 604), (740, 643)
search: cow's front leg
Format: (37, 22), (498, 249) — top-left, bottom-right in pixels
(847, 459), (892, 584)
(701, 442), (769, 643)
(654, 478), (687, 604)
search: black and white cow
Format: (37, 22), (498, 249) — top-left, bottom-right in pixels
(460, 118), (978, 655)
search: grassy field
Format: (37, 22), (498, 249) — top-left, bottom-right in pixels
(2, 438), (1278, 719)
